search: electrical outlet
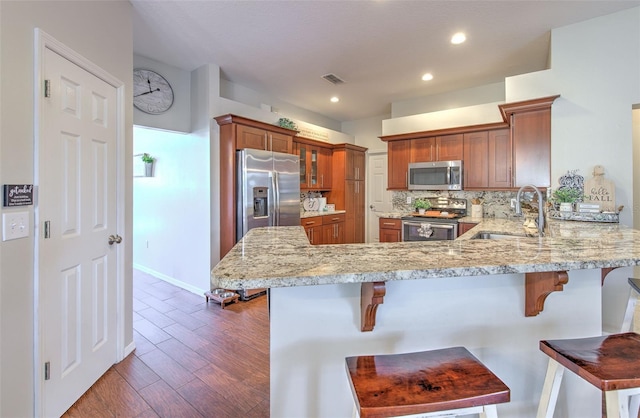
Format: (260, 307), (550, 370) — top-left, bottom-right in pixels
(2, 211), (30, 241)
(510, 198), (517, 208)
(406, 196), (412, 204)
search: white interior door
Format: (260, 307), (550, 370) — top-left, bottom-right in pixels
(39, 47), (119, 417)
(367, 152), (393, 243)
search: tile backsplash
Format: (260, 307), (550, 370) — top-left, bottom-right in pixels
(392, 190), (541, 218)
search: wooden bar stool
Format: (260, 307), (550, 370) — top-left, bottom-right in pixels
(536, 333), (640, 418)
(621, 278), (640, 332)
(345, 347), (510, 418)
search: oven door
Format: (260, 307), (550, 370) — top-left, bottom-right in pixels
(402, 220), (457, 241)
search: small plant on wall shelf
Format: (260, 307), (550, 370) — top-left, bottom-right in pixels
(141, 153), (155, 164)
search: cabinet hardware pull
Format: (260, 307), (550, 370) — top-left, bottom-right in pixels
(383, 222), (395, 226)
(264, 133), (268, 150)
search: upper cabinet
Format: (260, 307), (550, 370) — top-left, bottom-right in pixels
(463, 129), (511, 190)
(409, 134), (462, 162)
(216, 114), (295, 154)
(294, 137), (332, 191)
(381, 95), (559, 191)
(499, 98), (555, 188)
(388, 140), (411, 190)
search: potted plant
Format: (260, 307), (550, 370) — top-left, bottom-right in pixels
(551, 188), (584, 212)
(414, 198), (431, 215)
(141, 153), (155, 177)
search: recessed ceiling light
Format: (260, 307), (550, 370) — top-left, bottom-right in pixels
(421, 73), (433, 81)
(451, 32), (466, 44)
(330, 96), (339, 103)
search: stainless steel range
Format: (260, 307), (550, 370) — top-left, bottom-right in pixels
(401, 198), (467, 241)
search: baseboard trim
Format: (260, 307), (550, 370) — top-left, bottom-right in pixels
(133, 264), (208, 296)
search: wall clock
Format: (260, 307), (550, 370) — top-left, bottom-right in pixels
(133, 68), (174, 114)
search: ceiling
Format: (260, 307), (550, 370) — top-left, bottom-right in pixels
(131, 0), (639, 122)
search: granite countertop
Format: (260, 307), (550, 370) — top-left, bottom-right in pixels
(211, 218), (640, 290)
(300, 210), (346, 218)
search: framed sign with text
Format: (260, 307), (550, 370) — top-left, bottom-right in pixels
(3, 184), (34, 207)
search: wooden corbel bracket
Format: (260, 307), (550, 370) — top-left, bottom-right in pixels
(525, 271), (569, 316)
(601, 267), (619, 286)
(361, 282), (386, 332)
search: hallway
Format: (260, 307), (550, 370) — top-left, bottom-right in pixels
(62, 270), (269, 417)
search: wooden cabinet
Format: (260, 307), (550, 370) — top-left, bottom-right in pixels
(326, 144), (368, 244)
(510, 108), (551, 188)
(488, 129), (511, 188)
(322, 213), (346, 245)
(410, 137), (434, 162)
(214, 114), (298, 258)
(379, 218), (402, 242)
(302, 216), (324, 245)
(435, 134), (463, 160)
(463, 131), (489, 189)
(295, 137), (332, 191)
(388, 140), (410, 190)
(346, 146), (366, 180)
(302, 214), (345, 245)
(463, 129), (511, 189)
(458, 222), (478, 237)
(410, 134), (463, 163)
(236, 124), (293, 153)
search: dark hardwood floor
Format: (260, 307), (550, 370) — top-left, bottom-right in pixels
(62, 269), (269, 418)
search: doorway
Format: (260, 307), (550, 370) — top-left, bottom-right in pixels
(366, 152), (393, 243)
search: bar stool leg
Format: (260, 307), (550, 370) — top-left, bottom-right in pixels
(630, 392), (640, 418)
(536, 358), (565, 418)
(480, 404), (498, 418)
(621, 287), (639, 333)
(605, 390), (630, 418)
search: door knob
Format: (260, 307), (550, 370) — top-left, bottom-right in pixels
(108, 234), (122, 245)
(369, 205), (375, 210)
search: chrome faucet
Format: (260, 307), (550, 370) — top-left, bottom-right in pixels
(515, 184), (545, 236)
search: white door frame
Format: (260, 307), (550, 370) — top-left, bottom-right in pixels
(33, 28), (127, 415)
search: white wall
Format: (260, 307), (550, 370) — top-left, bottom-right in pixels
(0, 2), (133, 416)
(343, 114), (389, 153)
(133, 127), (210, 294)
(391, 81), (505, 118)
(220, 78), (343, 132)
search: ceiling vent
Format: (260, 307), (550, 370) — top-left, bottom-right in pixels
(322, 73), (345, 85)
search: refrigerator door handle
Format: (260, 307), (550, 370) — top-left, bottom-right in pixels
(272, 170), (280, 226)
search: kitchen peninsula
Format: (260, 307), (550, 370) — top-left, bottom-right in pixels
(211, 219), (640, 417)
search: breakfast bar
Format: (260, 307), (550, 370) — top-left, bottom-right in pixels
(211, 219), (640, 417)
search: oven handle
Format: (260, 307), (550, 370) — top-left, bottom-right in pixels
(402, 221), (454, 230)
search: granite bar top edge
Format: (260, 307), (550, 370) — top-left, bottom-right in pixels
(211, 220), (640, 290)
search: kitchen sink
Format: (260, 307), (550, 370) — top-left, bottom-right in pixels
(471, 232), (526, 240)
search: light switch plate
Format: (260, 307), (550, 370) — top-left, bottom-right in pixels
(2, 211), (30, 241)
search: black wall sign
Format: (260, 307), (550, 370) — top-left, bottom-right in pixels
(3, 184), (34, 207)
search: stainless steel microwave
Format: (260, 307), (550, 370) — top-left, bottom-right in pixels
(408, 160), (463, 190)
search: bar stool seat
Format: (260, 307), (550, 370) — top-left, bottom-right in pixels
(345, 347), (510, 418)
(537, 332), (640, 418)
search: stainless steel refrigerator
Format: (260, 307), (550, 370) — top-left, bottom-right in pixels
(236, 148), (300, 298)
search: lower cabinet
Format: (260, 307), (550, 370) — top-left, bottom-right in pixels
(458, 222), (478, 237)
(379, 218), (402, 243)
(302, 214), (346, 245)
